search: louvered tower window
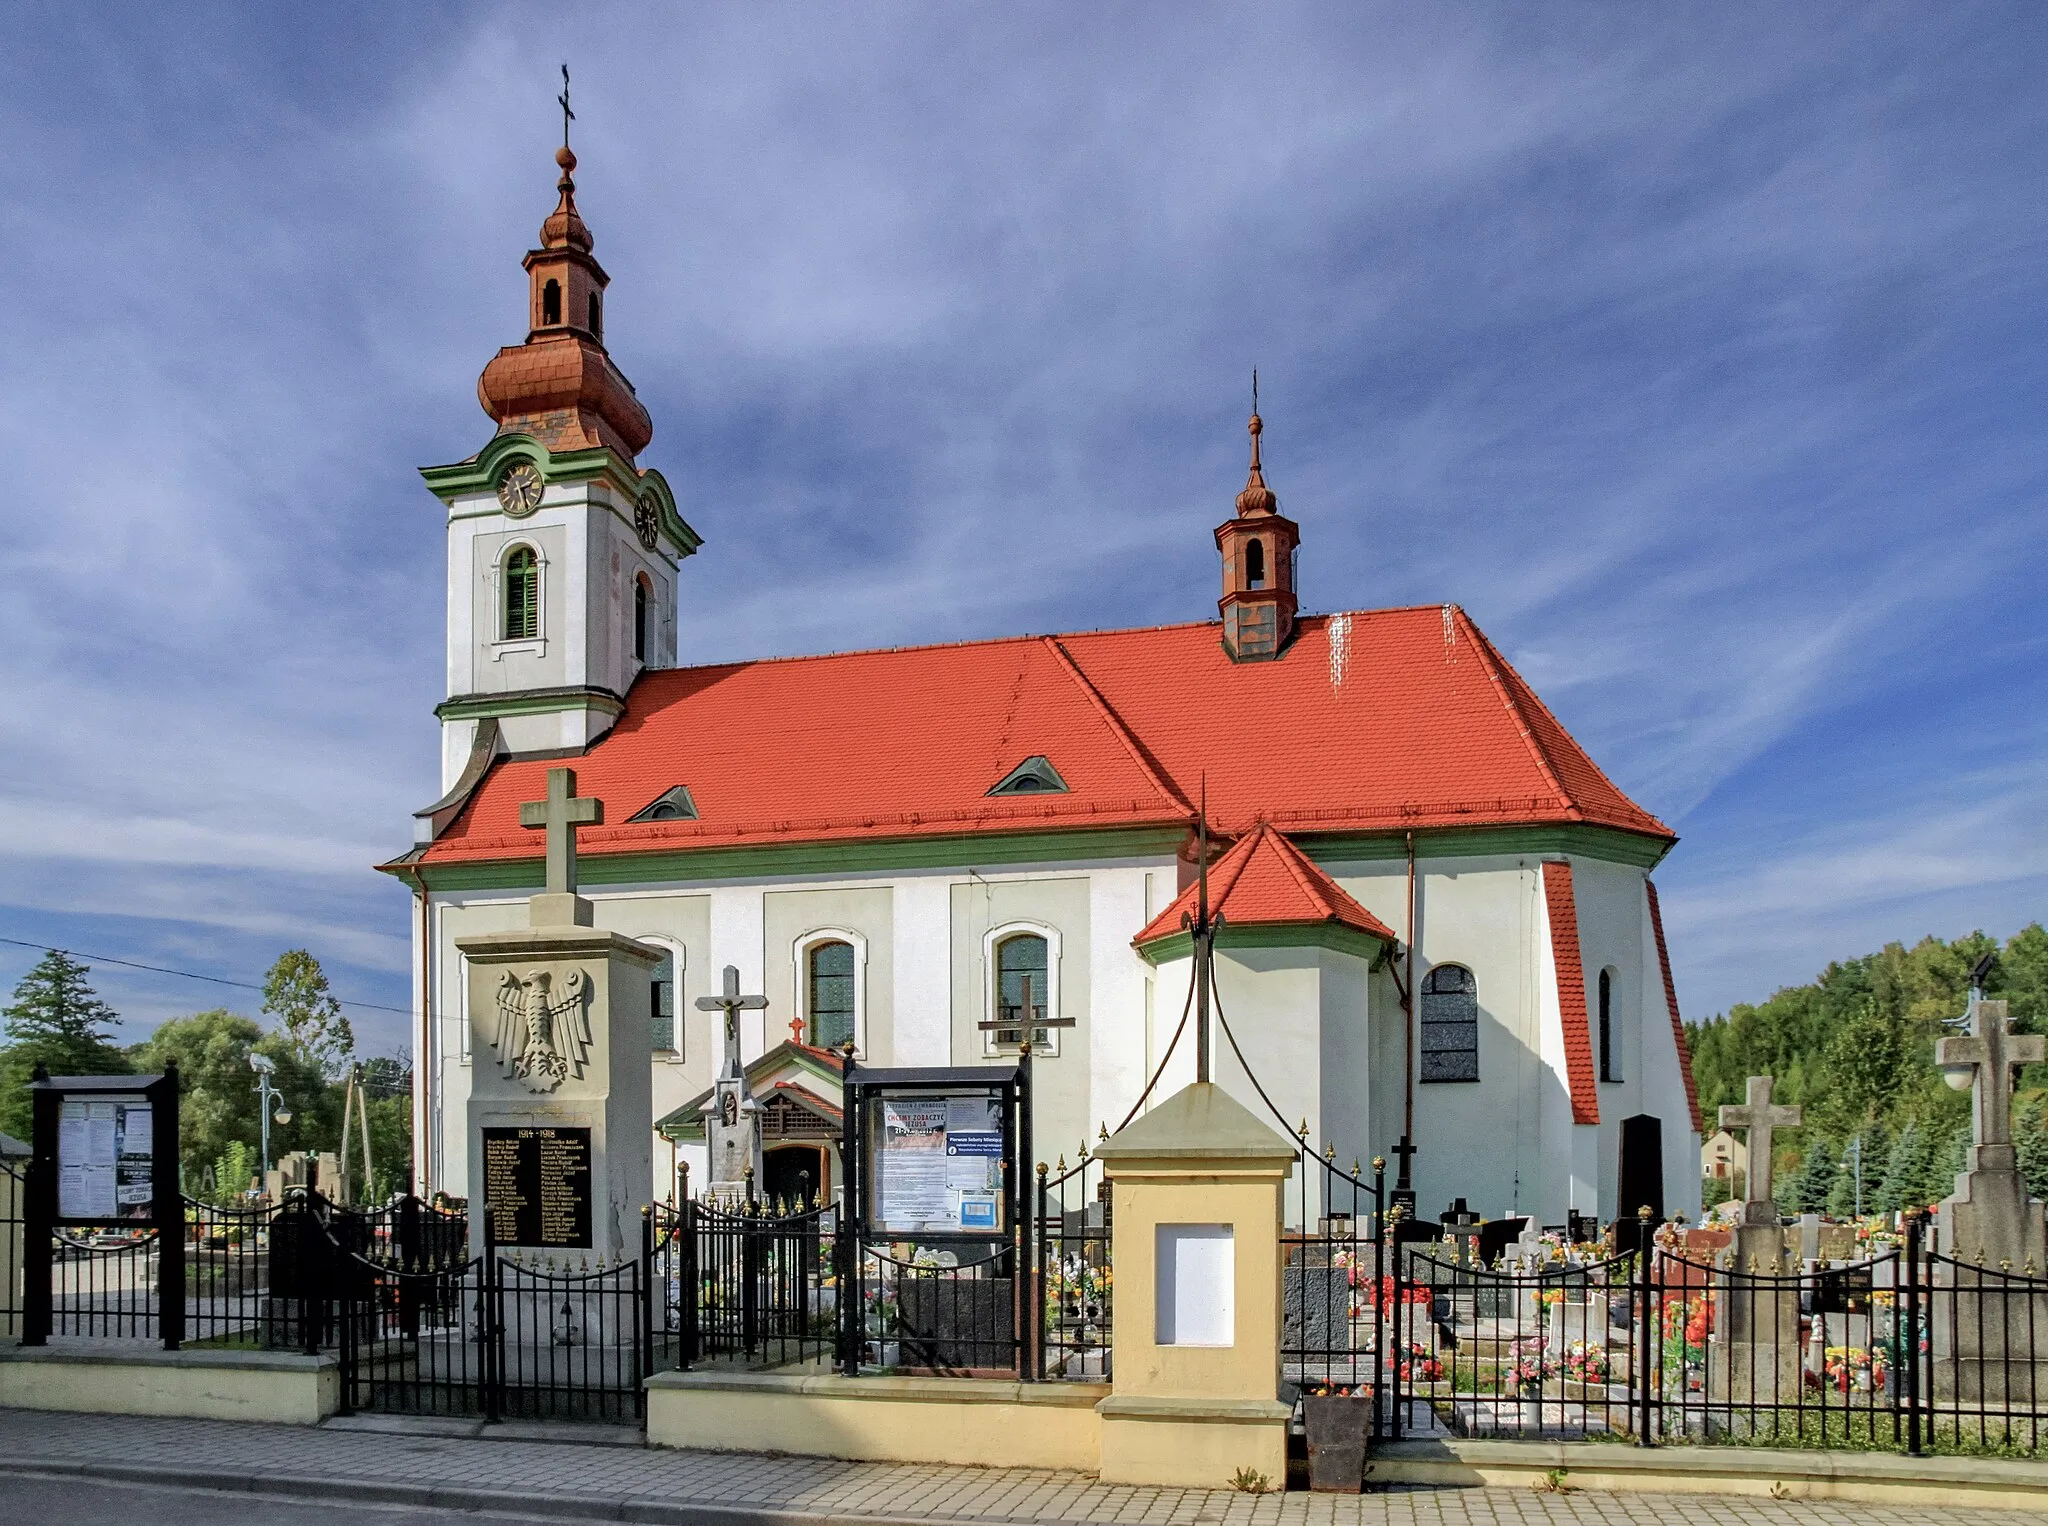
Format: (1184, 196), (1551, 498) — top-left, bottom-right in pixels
(503, 546), (539, 640)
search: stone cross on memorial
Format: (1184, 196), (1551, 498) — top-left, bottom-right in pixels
(1938, 997), (2043, 1151)
(518, 766), (602, 925)
(697, 965), (768, 1081)
(1720, 1075), (1800, 1210)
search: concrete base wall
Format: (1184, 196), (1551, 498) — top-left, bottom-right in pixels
(646, 1370), (1104, 1471)
(0, 1346), (339, 1424)
(1097, 1396), (1290, 1488)
(1373, 1439), (2048, 1509)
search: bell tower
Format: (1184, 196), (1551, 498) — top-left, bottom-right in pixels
(1214, 399), (1299, 662)
(414, 115), (701, 844)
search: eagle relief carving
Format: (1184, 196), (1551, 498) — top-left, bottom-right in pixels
(491, 968), (594, 1093)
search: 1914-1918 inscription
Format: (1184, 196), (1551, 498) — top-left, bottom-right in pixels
(481, 1125), (593, 1248)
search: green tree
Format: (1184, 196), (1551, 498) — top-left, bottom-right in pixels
(0, 950), (130, 1138)
(262, 950), (354, 1078)
(1873, 1125), (1925, 1214)
(1785, 1139), (1837, 1214)
(132, 1009), (335, 1186)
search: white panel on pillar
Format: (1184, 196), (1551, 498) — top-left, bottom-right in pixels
(1156, 1223), (1234, 1346)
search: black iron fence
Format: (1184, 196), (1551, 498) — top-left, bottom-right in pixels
(1038, 1149), (1111, 1381)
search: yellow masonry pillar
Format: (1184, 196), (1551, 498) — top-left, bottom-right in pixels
(1093, 1082), (1296, 1488)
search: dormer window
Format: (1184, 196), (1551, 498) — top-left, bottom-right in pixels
(541, 278), (562, 326)
(628, 785), (699, 822)
(988, 756), (1068, 796)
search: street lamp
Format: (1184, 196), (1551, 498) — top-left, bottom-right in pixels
(250, 1053), (289, 1176)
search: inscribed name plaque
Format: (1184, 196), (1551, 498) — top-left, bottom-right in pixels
(482, 1126), (593, 1248)
(57, 1095), (153, 1221)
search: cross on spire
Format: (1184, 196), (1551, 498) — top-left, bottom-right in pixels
(518, 767), (603, 896)
(558, 63), (575, 149)
(696, 965), (768, 1079)
(1938, 997), (2043, 1150)
(1719, 1075), (1801, 1207)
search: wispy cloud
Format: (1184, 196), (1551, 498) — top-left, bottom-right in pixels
(0, 2), (2043, 1041)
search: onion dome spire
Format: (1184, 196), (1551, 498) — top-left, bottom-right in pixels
(1235, 410), (1279, 517)
(541, 145), (593, 254)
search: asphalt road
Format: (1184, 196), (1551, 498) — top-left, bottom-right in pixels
(6, 1474), (554, 1525)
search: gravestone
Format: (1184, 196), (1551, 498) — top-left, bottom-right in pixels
(697, 966), (769, 1202)
(1708, 1075), (1803, 1429)
(899, 1275), (1017, 1373)
(1284, 1254), (1348, 1355)
(1932, 995), (2048, 1403)
(456, 767), (661, 1266)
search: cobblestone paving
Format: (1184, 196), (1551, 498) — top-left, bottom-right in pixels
(0, 1409), (2039, 1526)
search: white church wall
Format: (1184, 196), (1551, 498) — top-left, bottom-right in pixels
(892, 873), (952, 1066)
(1211, 946), (1324, 1216)
(948, 874), (1093, 1165)
(464, 519), (570, 697)
(763, 887), (894, 1061)
(1147, 953), (1199, 1103)
(1088, 868), (1154, 1136)
(1640, 885), (1703, 1220)
(1318, 947), (1375, 1198)
(708, 885), (770, 1062)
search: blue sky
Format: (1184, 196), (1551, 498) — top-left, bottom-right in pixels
(1, 3), (2043, 1058)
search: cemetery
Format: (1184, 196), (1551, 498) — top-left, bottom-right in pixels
(4, 800), (2048, 1500)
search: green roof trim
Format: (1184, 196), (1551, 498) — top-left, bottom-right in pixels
(1136, 921), (1393, 967)
(434, 686), (627, 723)
(402, 823), (1191, 892)
(1294, 822), (1671, 871)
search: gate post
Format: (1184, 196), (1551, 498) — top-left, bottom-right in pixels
(1904, 1208), (1923, 1456)
(1094, 1083), (1295, 1489)
(22, 1071), (55, 1346)
(1635, 1206), (1656, 1446)
(639, 1205), (655, 1392)
(1371, 1160), (1387, 1438)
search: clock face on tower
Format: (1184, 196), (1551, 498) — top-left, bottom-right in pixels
(497, 461), (543, 518)
(634, 494), (661, 551)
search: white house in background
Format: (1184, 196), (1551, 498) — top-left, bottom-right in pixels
(382, 144), (1703, 1231)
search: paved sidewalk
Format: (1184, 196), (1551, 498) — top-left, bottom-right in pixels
(0, 1409), (2035, 1526)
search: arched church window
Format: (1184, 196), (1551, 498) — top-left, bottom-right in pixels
(650, 951), (677, 1053)
(1419, 963), (1479, 1082)
(1246, 537), (1266, 588)
(541, 278), (562, 326)
(996, 933), (1049, 1030)
(634, 574), (650, 662)
(807, 940), (855, 1050)
(1598, 968), (1620, 1082)
(588, 290), (603, 339)
(503, 546), (539, 640)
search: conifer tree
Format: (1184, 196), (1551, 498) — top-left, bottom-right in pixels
(1786, 1139), (1838, 1213)
(1873, 1124), (1922, 1214)
(0, 950), (129, 1138)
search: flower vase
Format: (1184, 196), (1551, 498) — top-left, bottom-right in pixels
(1302, 1394), (1371, 1492)
(1519, 1390), (1544, 1431)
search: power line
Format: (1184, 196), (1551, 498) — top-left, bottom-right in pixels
(0, 935), (411, 1016)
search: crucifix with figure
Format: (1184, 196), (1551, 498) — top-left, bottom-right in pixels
(518, 766), (602, 923)
(1720, 1075), (1801, 1211)
(696, 965), (769, 1198)
(697, 965), (768, 1081)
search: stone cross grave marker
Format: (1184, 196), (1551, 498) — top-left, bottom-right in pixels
(1720, 1075), (1800, 1211)
(697, 965), (769, 1081)
(696, 965), (769, 1198)
(519, 766), (602, 898)
(1938, 997), (2043, 1151)
(1443, 1202), (1483, 1267)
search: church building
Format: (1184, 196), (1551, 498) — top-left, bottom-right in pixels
(384, 144), (1703, 1230)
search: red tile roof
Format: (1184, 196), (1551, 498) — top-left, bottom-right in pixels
(1645, 879), (1703, 1133)
(420, 606), (1672, 867)
(1542, 860), (1600, 1126)
(1133, 823), (1397, 949)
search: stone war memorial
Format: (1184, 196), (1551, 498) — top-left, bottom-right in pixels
(456, 766), (660, 1265)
